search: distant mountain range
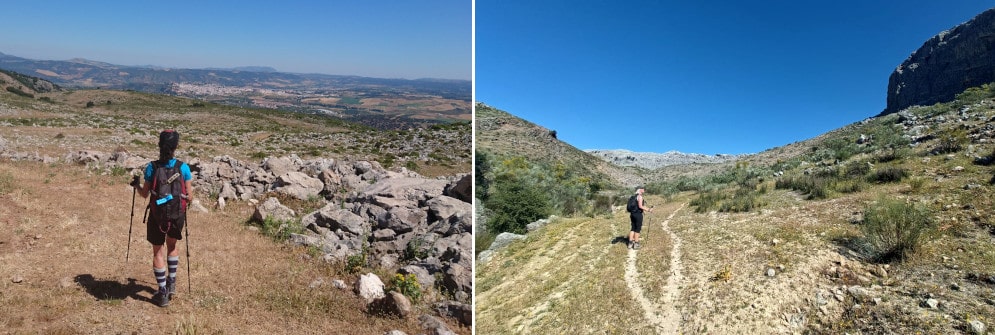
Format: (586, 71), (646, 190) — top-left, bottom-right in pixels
(584, 149), (744, 170)
(0, 51), (469, 99)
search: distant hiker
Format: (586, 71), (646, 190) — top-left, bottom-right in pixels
(627, 186), (653, 250)
(131, 130), (193, 307)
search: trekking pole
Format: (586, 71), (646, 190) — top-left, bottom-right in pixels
(126, 176), (139, 262)
(185, 210), (191, 292)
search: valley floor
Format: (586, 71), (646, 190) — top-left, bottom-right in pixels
(476, 191), (995, 334)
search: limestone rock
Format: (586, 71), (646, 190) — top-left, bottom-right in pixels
(274, 171), (323, 200)
(489, 232), (526, 251)
(969, 319), (986, 335)
(435, 300), (472, 326)
(252, 197), (296, 223)
(371, 291), (413, 318)
(418, 314), (456, 335)
(443, 174), (471, 203)
(354, 273), (385, 302)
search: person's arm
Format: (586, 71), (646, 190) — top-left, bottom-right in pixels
(134, 164), (152, 198)
(138, 180), (151, 198)
(638, 195), (653, 212)
(184, 180), (194, 202)
(182, 163), (194, 202)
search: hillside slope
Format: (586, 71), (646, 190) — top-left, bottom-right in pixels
(475, 103), (642, 187)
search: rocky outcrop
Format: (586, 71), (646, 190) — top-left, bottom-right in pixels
(883, 8), (995, 116)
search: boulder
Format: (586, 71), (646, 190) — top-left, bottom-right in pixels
(219, 182), (237, 200)
(489, 232), (526, 251)
(443, 174), (472, 203)
(526, 218), (549, 232)
(361, 177), (449, 202)
(370, 291), (413, 318)
(442, 263), (471, 295)
(288, 233), (320, 248)
(418, 315), (456, 335)
(65, 150), (108, 165)
(274, 172), (324, 200)
(426, 196), (470, 223)
(319, 168), (342, 195)
(382, 206), (428, 234)
(263, 156), (296, 177)
(434, 300), (472, 326)
(969, 319), (986, 335)
(253, 197), (296, 223)
(304, 203), (372, 237)
(354, 273), (385, 302)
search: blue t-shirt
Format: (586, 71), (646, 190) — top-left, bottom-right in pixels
(144, 159), (193, 183)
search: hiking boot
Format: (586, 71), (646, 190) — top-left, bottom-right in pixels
(628, 241), (633, 249)
(634, 242), (641, 250)
(166, 277), (176, 299)
(152, 289), (170, 307)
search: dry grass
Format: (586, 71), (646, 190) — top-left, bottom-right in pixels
(475, 215), (652, 334)
(0, 160), (454, 334)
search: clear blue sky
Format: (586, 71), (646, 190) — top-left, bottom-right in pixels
(0, 1), (471, 80)
(476, 1), (994, 155)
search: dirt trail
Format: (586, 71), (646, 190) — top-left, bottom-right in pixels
(624, 203), (685, 334)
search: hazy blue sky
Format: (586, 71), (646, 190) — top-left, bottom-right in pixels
(477, 1), (994, 155)
(0, 1), (471, 80)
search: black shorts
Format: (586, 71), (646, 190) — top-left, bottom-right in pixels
(147, 217), (185, 245)
(630, 211), (643, 233)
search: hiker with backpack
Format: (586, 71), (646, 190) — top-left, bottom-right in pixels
(627, 186), (653, 250)
(130, 130), (193, 307)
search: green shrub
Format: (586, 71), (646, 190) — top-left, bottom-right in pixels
(861, 197), (934, 262)
(390, 273), (422, 302)
(690, 190), (726, 213)
(719, 188), (763, 213)
(867, 167), (908, 184)
(485, 178), (551, 234)
(843, 161), (871, 178)
(776, 175), (829, 199)
(404, 160), (418, 171)
(831, 179), (863, 194)
(908, 177), (926, 193)
(346, 253), (366, 273)
(403, 236), (430, 261)
(933, 127), (968, 155)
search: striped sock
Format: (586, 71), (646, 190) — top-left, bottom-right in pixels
(154, 267), (167, 291)
(167, 256), (179, 280)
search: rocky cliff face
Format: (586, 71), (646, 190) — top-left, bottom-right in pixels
(883, 8), (995, 116)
